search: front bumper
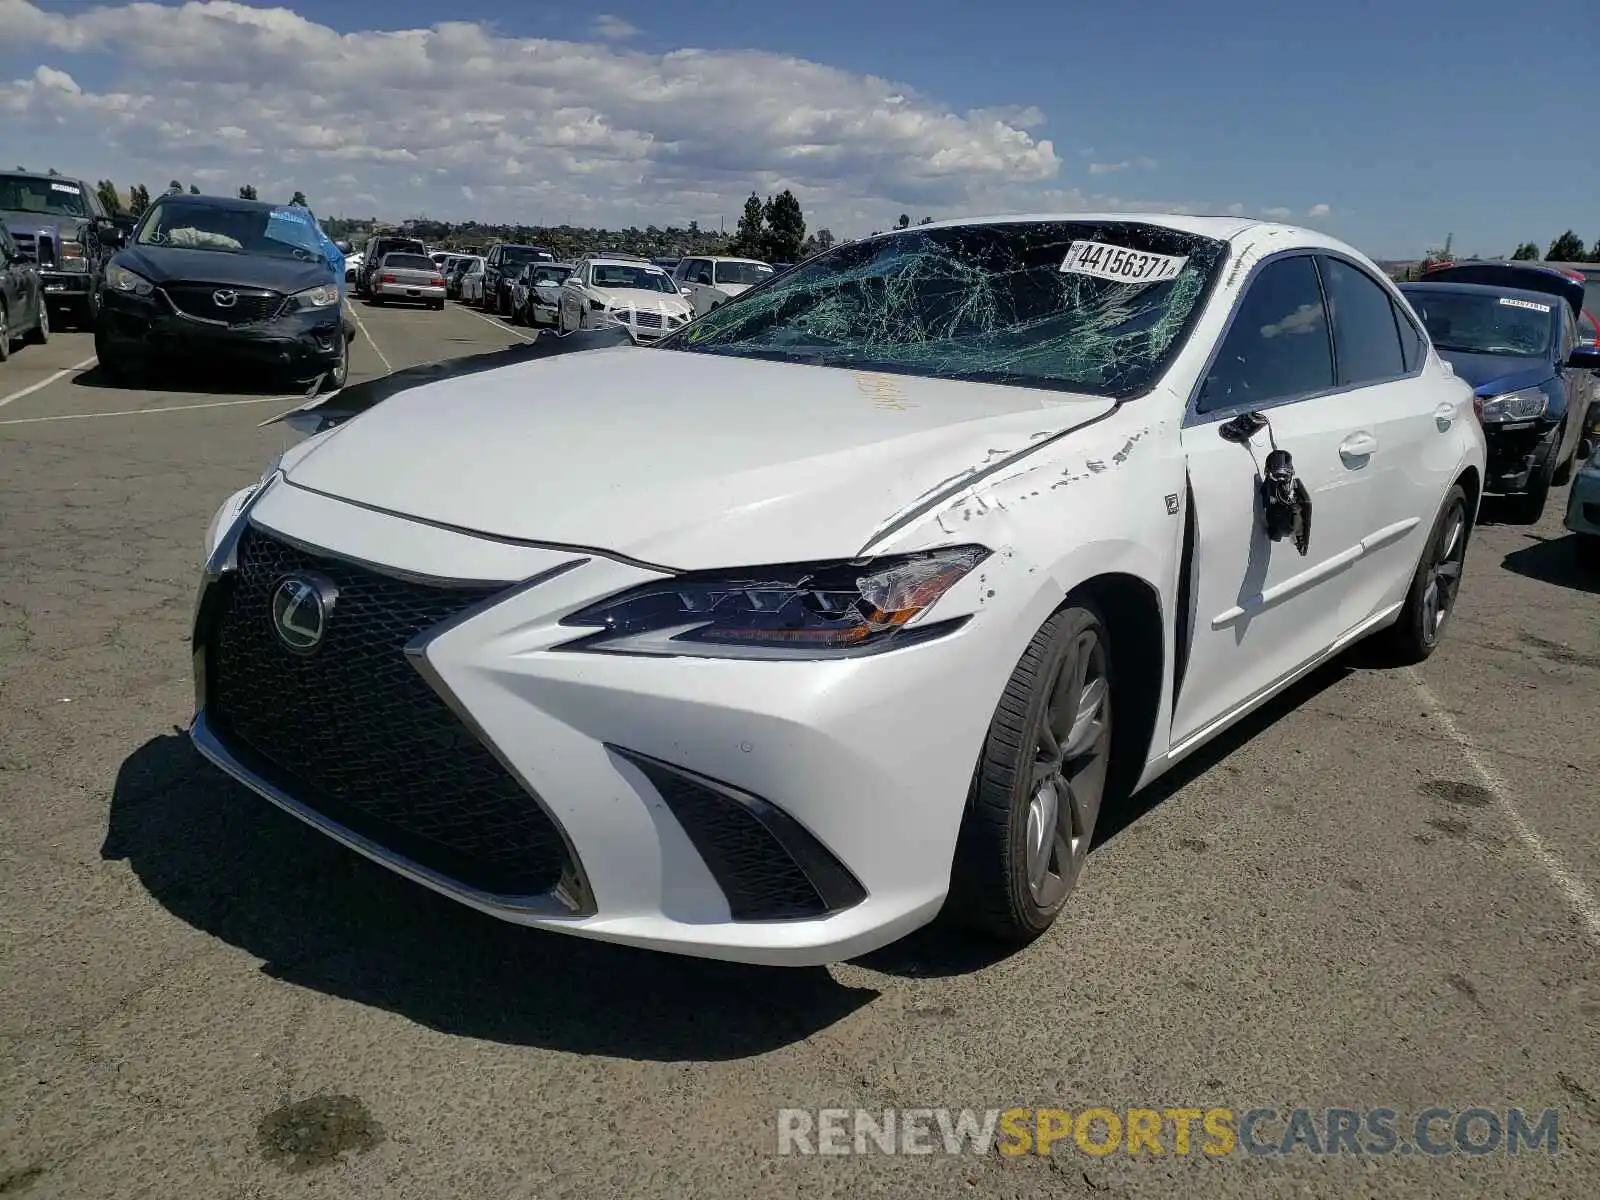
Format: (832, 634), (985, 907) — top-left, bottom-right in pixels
(1482, 419), (1559, 492)
(188, 479), (1020, 964)
(100, 289), (343, 375)
(374, 282), (444, 302)
(40, 270), (92, 299)
(1565, 464), (1600, 537)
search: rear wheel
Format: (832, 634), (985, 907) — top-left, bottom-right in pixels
(0, 303), (11, 362)
(1374, 484), (1469, 665)
(946, 603), (1114, 942)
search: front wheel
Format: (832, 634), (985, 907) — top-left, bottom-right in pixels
(1374, 484), (1470, 665)
(945, 602), (1114, 942)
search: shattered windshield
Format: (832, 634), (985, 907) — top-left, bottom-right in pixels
(659, 221), (1227, 396)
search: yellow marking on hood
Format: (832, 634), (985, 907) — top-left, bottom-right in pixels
(855, 372), (912, 411)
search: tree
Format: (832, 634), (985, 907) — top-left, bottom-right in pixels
(814, 228), (835, 253)
(1546, 230), (1585, 262)
(128, 184), (150, 217)
(762, 189), (806, 262)
(918, 216), (933, 225)
(167, 180), (183, 194)
(1588, 238), (1600, 264)
(188, 184), (200, 195)
(46, 167), (60, 176)
(95, 180), (122, 214)
(896, 214), (910, 229)
(1510, 242), (1540, 261)
(290, 190), (308, 207)
(238, 184), (258, 201)
(730, 192), (766, 257)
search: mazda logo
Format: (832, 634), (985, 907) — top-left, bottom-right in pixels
(213, 289), (238, 308)
(270, 573), (338, 654)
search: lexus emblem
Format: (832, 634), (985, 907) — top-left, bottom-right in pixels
(213, 289), (238, 308)
(270, 573), (337, 654)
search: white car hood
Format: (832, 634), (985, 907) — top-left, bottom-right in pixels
(593, 286), (690, 314)
(284, 349), (1118, 568)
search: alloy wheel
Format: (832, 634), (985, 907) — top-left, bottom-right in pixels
(1024, 627), (1112, 908)
(1420, 500), (1466, 645)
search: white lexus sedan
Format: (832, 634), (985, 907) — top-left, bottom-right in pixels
(191, 215), (1485, 966)
(557, 258), (694, 341)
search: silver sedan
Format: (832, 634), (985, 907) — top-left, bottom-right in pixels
(367, 253), (446, 310)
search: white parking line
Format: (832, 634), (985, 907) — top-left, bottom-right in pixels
(0, 394), (297, 427)
(458, 304), (537, 343)
(1408, 668), (1600, 944)
(347, 303), (393, 373)
(0, 356), (99, 411)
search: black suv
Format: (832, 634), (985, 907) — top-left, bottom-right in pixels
(356, 235), (428, 296)
(480, 244), (554, 316)
(0, 170), (128, 328)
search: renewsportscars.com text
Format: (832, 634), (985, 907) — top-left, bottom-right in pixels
(776, 1106), (1560, 1157)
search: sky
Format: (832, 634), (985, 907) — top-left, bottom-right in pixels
(1, 0), (1594, 259)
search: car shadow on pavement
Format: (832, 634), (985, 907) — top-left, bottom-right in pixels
(1500, 534), (1600, 595)
(71, 363), (310, 397)
(103, 732), (880, 1061)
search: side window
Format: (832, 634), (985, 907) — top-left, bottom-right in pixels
(1319, 256), (1406, 385)
(673, 260), (692, 282)
(1561, 306), (1578, 356)
(1393, 298), (1424, 372)
(1197, 255), (1333, 414)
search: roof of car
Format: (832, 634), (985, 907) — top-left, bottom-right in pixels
(149, 192), (280, 212)
(588, 257), (667, 268)
(898, 212), (1268, 240)
(1, 170), (88, 184)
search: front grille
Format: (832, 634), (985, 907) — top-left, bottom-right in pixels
(11, 232), (51, 267)
(205, 525), (571, 897)
(165, 283), (283, 326)
(632, 310), (663, 329)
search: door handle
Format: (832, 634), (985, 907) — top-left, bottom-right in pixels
(1338, 431), (1378, 461)
(1433, 401), (1457, 429)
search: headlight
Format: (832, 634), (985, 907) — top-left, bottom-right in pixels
(289, 284), (340, 310)
(106, 263), (154, 296)
(1479, 387), (1547, 422)
(59, 239), (88, 272)
(557, 546), (990, 659)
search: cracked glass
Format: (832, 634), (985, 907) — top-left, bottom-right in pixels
(658, 221), (1228, 398)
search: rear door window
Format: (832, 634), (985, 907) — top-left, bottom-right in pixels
(1319, 256), (1406, 385)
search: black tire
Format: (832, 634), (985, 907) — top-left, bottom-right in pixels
(945, 602), (1114, 942)
(74, 290), (100, 331)
(0, 303), (11, 362)
(26, 299), (49, 345)
(1373, 483), (1470, 665)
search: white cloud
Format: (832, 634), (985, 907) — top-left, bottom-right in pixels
(1088, 161), (1130, 175)
(590, 15), (640, 41)
(1261, 206), (1293, 220)
(1306, 202), (1331, 218)
(0, 0), (1065, 230)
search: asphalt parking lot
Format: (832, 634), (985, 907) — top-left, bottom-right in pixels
(3, 300), (1600, 1199)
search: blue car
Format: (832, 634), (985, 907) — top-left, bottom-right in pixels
(1400, 268), (1600, 522)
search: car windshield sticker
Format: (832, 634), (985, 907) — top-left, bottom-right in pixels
(50, 182), (81, 193)
(1499, 297), (1551, 313)
(1061, 240), (1189, 284)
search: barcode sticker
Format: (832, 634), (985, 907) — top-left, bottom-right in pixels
(1060, 241), (1188, 284)
(1498, 297), (1551, 313)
